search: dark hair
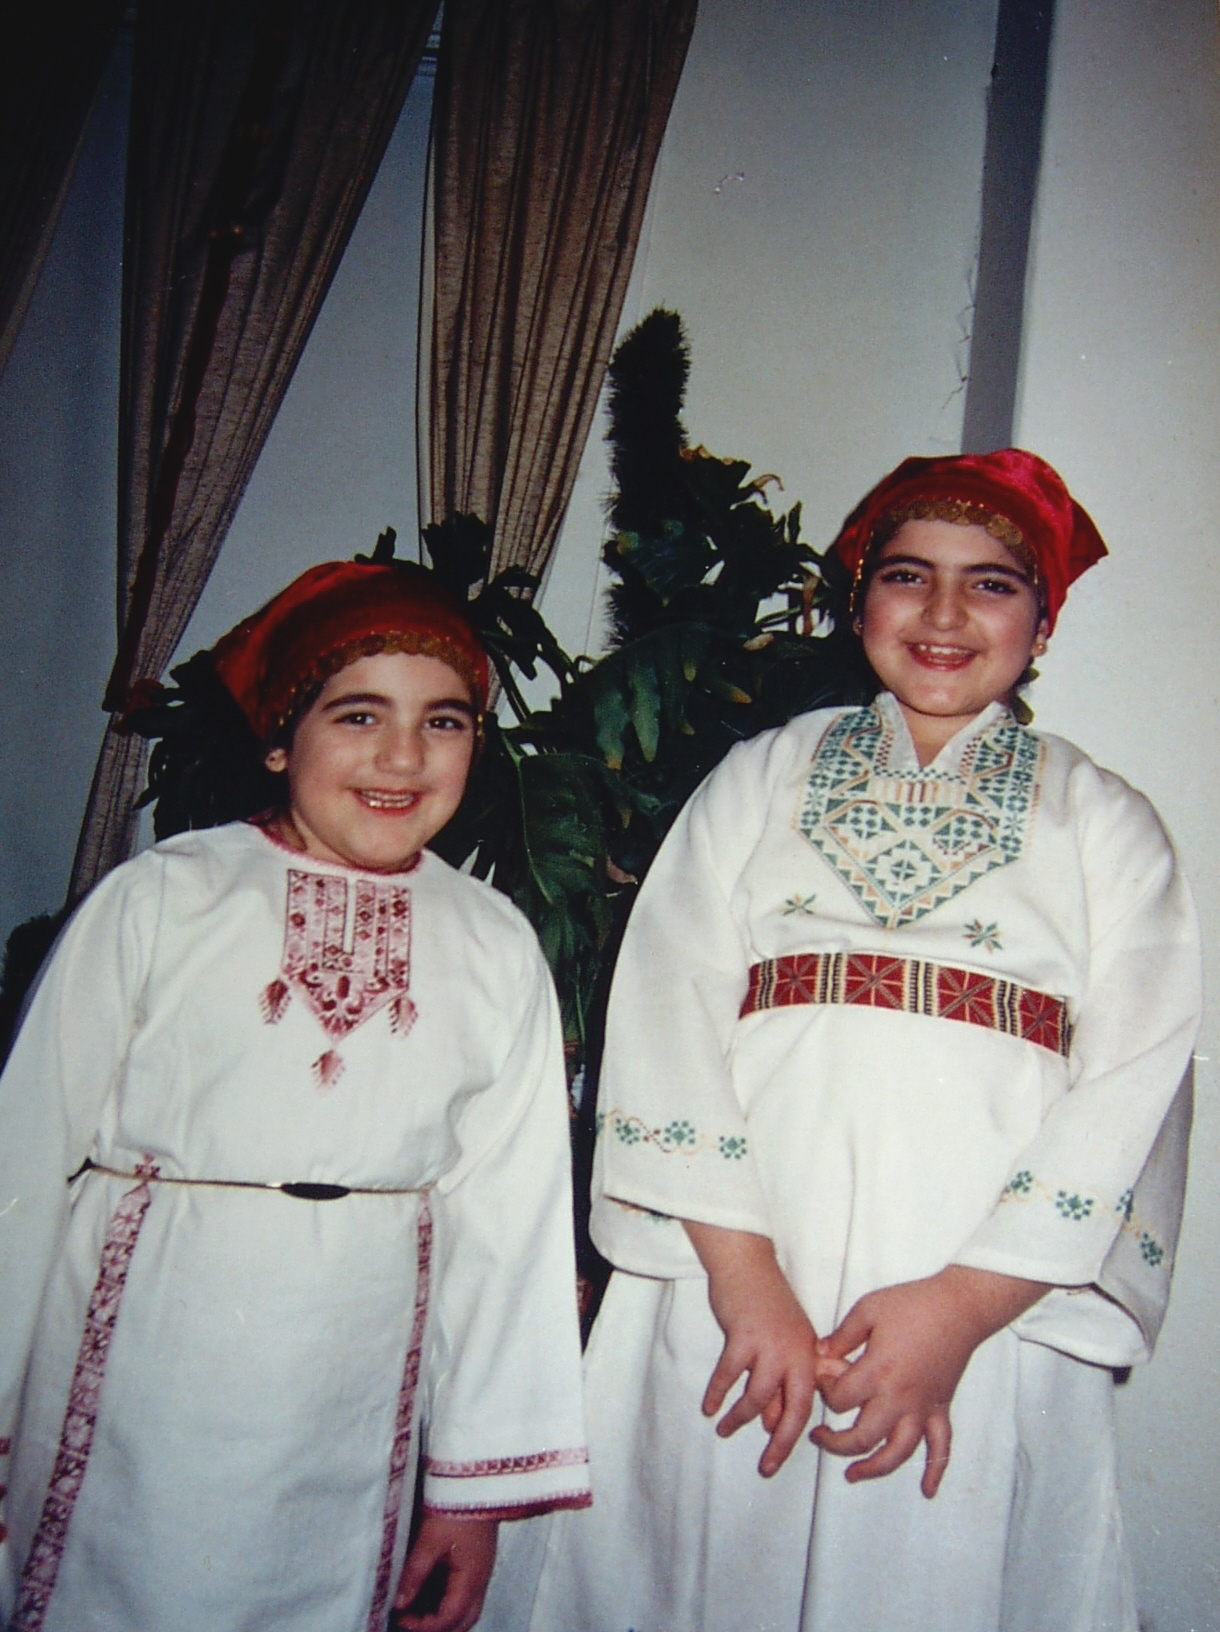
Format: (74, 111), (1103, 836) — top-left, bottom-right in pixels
(264, 680), (324, 755)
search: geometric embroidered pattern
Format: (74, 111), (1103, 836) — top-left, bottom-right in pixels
(12, 1161), (158, 1631)
(266, 869), (416, 1039)
(425, 1448), (590, 1479)
(796, 705), (1044, 927)
(740, 950), (1071, 1057)
(263, 869), (417, 1089)
(366, 1201), (432, 1632)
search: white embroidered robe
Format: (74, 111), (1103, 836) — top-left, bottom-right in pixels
(0, 823), (589, 1632)
(514, 695), (1199, 1632)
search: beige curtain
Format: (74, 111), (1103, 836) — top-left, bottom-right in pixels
(425, 0), (698, 585)
(0, 0), (124, 379)
(69, 0), (440, 900)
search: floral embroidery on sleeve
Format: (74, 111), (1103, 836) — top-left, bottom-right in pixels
(999, 1171), (1166, 1266)
(598, 1110), (748, 1161)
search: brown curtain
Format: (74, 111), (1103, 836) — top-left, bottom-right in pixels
(0, 0), (125, 378)
(69, 0), (440, 901)
(426, 0), (698, 585)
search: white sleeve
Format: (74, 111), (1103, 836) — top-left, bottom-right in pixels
(0, 858), (161, 1494)
(420, 932), (590, 1518)
(955, 773), (1202, 1364)
(591, 727), (805, 1277)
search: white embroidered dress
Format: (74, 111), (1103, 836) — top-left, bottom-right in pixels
(519, 694), (1199, 1632)
(0, 822), (589, 1632)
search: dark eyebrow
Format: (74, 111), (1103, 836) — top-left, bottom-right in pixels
(320, 690), (476, 717)
(426, 697), (477, 717)
(319, 691), (392, 712)
(878, 552), (1030, 581)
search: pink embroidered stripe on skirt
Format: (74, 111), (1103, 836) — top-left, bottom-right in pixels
(366, 1201), (433, 1632)
(11, 1170), (155, 1632)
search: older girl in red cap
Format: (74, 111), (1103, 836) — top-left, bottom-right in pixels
(520, 451), (1200, 1632)
(0, 562), (589, 1632)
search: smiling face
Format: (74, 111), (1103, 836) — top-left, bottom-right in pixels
(264, 650), (478, 872)
(857, 518), (1049, 764)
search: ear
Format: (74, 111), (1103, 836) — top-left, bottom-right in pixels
(1031, 616), (1050, 657)
(265, 746), (288, 774)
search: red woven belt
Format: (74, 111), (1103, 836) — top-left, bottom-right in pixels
(740, 950), (1071, 1057)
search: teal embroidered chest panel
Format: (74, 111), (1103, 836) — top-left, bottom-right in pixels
(796, 706), (1044, 928)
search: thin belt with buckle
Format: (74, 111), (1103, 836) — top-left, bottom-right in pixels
(76, 1157), (428, 1202)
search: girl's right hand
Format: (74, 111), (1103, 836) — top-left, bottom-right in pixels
(683, 1221), (837, 1477)
(392, 1513), (498, 1632)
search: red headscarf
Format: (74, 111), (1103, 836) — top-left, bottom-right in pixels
(211, 561), (490, 741)
(831, 449), (1107, 630)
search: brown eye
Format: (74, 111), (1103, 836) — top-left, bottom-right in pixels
(877, 566), (922, 584)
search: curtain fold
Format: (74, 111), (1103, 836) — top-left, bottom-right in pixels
(0, 0), (125, 378)
(69, 0), (439, 901)
(426, 0), (698, 585)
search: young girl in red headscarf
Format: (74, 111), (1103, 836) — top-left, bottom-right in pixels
(0, 563), (589, 1632)
(517, 451), (1200, 1632)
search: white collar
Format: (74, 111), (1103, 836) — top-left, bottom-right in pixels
(873, 691), (1015, 775)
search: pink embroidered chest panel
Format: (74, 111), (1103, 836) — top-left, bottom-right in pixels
(263, 869), (417, 1044)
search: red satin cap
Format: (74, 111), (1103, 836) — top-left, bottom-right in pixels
(832, 449), (1107, 630)
(211, 561), (490, 740)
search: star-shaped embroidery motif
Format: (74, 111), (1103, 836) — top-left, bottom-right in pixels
(782, 893), (818, 916)
(963, 918), (1003, 952)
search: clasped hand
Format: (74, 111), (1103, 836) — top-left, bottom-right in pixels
(686, 1221), (1047, 1497)
(813, 1265), (1048, 1495)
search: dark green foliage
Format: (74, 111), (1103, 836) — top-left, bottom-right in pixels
(129, 652), (284, 839)
(606, 308), (695, 536)
(0, 909), (70, 1066)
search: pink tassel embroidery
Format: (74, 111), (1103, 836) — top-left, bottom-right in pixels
(312, 1050), (346, 1092)
(390, 995), (417, 1036)
(261, 978), (290, 1024)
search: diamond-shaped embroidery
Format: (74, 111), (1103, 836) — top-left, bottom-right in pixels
(796, 706), (1043, 927)
(889, 800), (942, 831)
(936, 811), (992, 854)
(839, 800), (895, 842)
(871, 840), (936, 893)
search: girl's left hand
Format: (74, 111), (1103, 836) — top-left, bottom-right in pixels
(393, 1513), (498, 1632)
(812, 1265), (1048, 1498)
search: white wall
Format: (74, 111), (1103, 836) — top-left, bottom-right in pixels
(1016, 3), (1220, 1626)
(539, 0), (1000, 655)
